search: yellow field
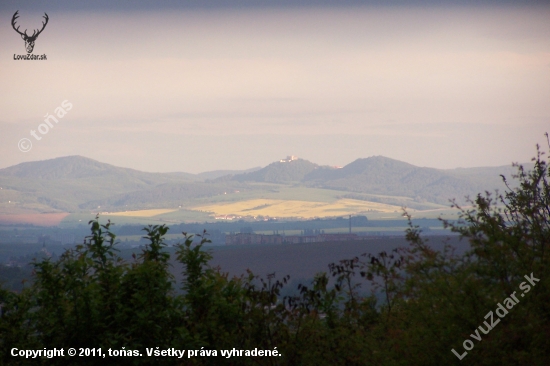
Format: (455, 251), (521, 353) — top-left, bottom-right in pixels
(103, 209), (177, 217)
(193, 199), (402, 219)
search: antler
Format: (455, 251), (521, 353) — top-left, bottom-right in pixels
(11, 11), (49, 40)
(32, 13), (49, 38)
(11, 11), (27, 37)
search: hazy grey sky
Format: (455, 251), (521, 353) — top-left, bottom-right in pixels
(1, 2), (549, 173)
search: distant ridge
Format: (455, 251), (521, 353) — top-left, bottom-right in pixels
(303, 156), (478, 204)
(197, 167), (262, 180)
(0, 155), (260, 182)
(0, 155), (522, 215)
(0, 155), (134, 180)
(0, 156), (266, 214)
(227, 156), (512, 205)
(229, 158), (318, 183)
(0, 155), (195, 187)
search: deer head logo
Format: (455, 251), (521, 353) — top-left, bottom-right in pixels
(12, 11), (49, 54)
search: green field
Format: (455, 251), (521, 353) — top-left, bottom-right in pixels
(2, 179), (462, 228)
(51, 184), (460, 227)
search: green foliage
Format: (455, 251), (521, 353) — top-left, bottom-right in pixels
(1, 141), (549, 365)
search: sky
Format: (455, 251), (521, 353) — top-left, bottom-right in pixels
(1, 1), (549, 173)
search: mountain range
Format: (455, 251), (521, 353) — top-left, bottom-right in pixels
(0, 155), (522, 216)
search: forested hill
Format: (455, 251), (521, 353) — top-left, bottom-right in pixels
(228, 159), (318, 183)
(303, 156), (500, 205)
(226, 156), (516, 205)
(0, 156), (252, 212)
(0, 155), (522, 213)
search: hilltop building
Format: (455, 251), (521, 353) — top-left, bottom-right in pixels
(279, 155), (298, 163)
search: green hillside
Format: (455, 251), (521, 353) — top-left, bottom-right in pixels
(0, 156), (198, 212)
(0, 155), (519, 221)
(229, 158), (318, 183)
